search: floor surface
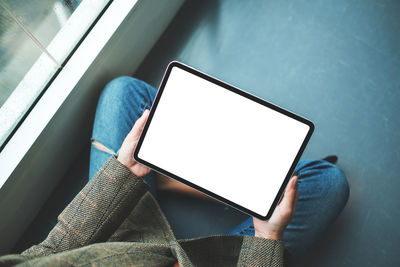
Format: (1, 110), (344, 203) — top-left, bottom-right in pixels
(135, 1), (400, 266)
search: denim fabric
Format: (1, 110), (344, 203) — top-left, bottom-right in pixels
(89, 76), (349, 265)
(89, 76), (158, 196)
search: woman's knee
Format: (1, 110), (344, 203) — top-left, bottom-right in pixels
(307, 161), (350, 218)
(101, 76), (139, 100)
(297, 159), (350, 212)
(325, 163), (350, 210)
(100, 76), (155, 103)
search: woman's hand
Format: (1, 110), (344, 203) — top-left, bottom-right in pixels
(117, 109), (151, 177)
(253, 176), (299, 240)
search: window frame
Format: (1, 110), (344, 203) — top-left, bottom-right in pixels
(0, 0), (112, 151)
(0, 0), (184, 254)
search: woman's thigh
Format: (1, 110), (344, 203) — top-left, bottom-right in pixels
(89, 76), (157, 193)
(227, 159), (349, 264)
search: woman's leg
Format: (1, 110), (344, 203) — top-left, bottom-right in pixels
(227, 159), (350, 264)
(89, 76), (157, 195)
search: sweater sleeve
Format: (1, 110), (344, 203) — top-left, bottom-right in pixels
(21, 155), (149, 257)
(237, 236), (285, 266)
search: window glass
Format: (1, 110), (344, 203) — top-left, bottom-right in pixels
(0, 0), (109, 147)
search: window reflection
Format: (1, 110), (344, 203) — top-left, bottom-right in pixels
(0, 0), (109, 147)
(0, 0), (83, 108)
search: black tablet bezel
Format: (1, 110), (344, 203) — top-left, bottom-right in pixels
(134, 61), (314, 220)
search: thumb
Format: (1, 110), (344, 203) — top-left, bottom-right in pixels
(279, 176), (297, 215)
(126, 109), (150, 142)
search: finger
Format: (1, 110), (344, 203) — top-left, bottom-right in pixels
(278, 173), (297, 205)
(278, 176), (297, 215)
(126, 109), (150, 141)
(293, 185), (299, 214)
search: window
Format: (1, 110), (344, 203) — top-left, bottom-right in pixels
(0, 0), (110, 148)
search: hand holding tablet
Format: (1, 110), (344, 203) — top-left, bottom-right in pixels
(117, 109), (151, 178)
(134, 61), (314, 220)
(254, 175), (298, 239)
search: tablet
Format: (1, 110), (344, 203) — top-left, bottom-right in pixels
(134, 61), (314, 220)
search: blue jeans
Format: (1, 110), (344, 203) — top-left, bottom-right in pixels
(89, 76), (158, 196)
(89, 77), (350, 265)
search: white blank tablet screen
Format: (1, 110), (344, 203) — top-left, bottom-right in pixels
(138, 66), (310, 217)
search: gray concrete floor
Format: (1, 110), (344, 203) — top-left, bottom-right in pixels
(13, 0), (400, 266)
(135, 0), (400, 266)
